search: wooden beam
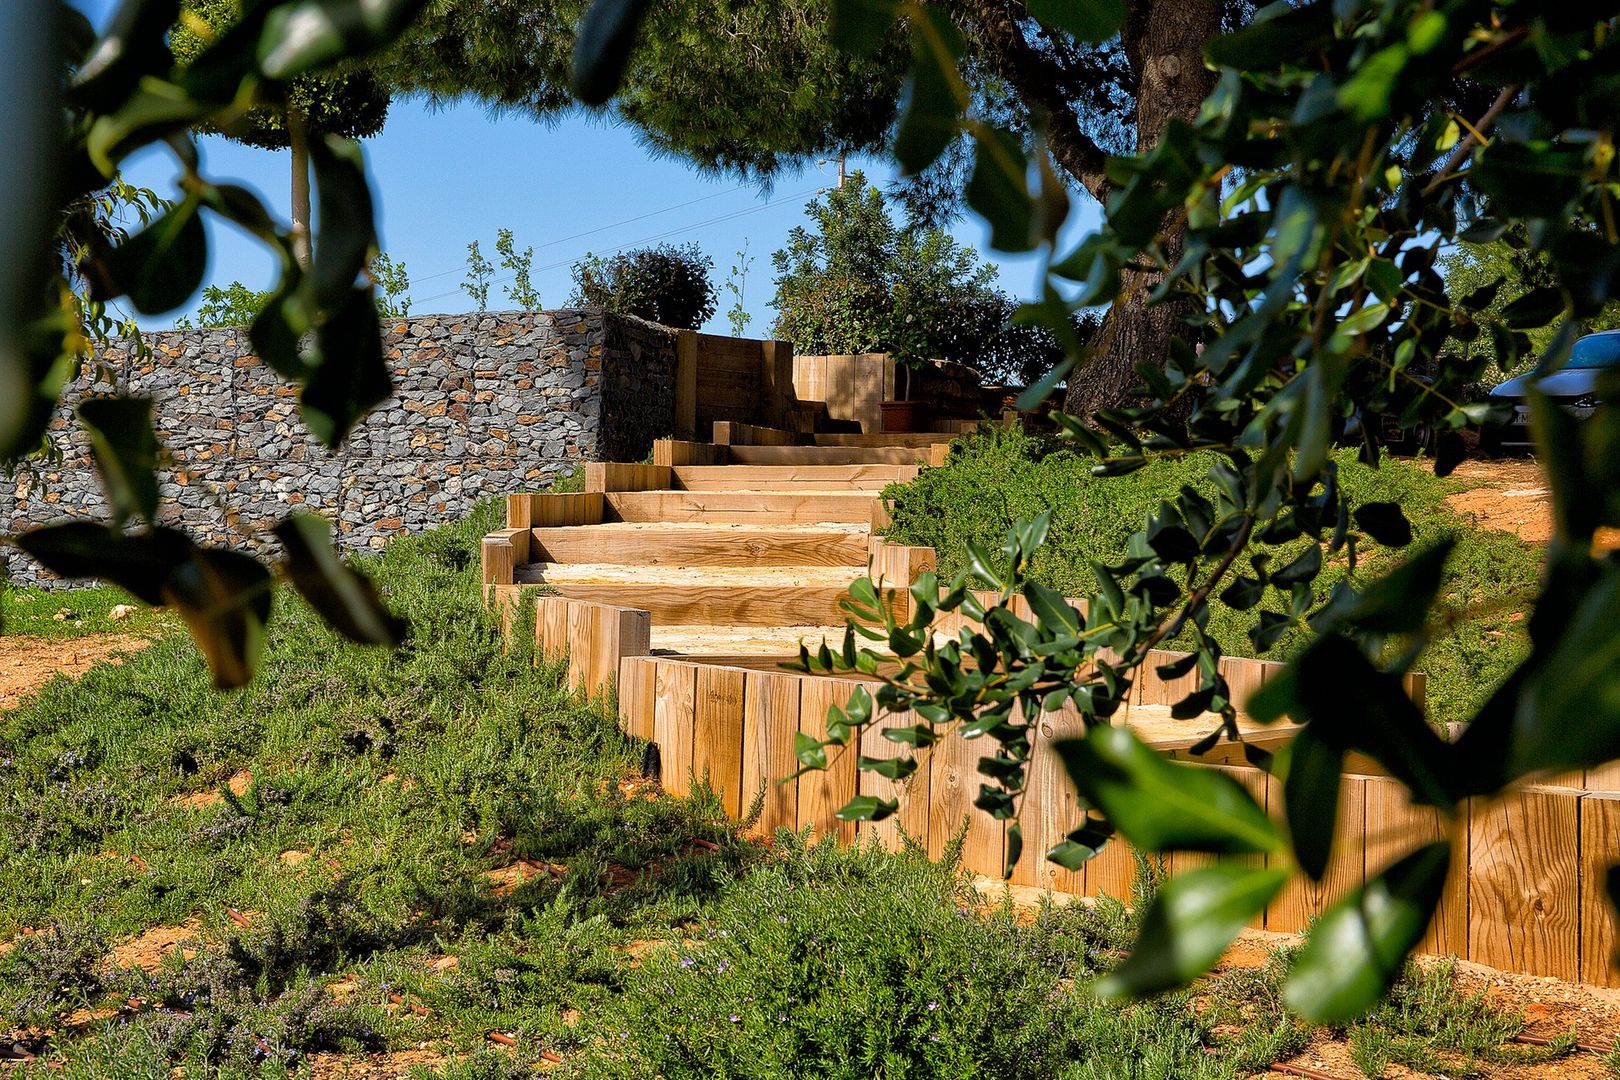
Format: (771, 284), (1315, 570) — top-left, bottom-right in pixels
(480, 531), (520, 585)
(653, 439), (728, 467)
(1269, 775), (1366, 933)
(605, 490), (877, 525)
(584, 462), (671, 493)
(712, 421), (802, 446)
(694, 666), (747, 817)
(1468, 785), (1581, 980)
(617, 656), (658, 743)
(506, 493), (535, 529)
(530, 492), (605, 528)
(798, 676), (860, 843)
(1581, 792), (1620, 986)
(857, 708), (931, 853)
(742, 670), (802, 835)
(532, 524), (869, 567)
(1010, 702), (1085, 895)
(674, 329), (698, 440)
(654, 660), (697, 796)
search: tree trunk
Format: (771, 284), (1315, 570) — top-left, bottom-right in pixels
(1063, 0), (1221, 417)
(288, 105), (313, 270)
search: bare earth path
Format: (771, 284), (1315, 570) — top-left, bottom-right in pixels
(0, 634), (149, 713)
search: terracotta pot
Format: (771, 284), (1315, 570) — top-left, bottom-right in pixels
(879, 400), (931, 433)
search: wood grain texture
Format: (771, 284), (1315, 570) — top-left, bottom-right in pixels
(727, 444), (932, 466)
(743, 670), (801, 835)
(1010, 703), (1086, 895)
(547, 581), (857, 628)
(1468, 787), (1581, 979)
(617, 656), (658, 742)
(532, 525), (869, 567)
(506, 493), (535, 529)
(1586, 761), (1620, 792)
(674, 330), (698, 440)
(537, 597), (570, 666)
(673, 464), (918, 490)
(652, 439), (729, 467)
(857, 708), (931, 852)
(797, 677), (862, 843)
(693, 666), (747, 816)
(928, 721), (1006, 880)
(1270, 775), (1366, 933)
(585, 463), (671, 493)
(1581, 792), (1620, 987)
(1363, 775), (1468, 958)
(531, 492), (605, 528)
(605, 490), (878, 524)
(653, 661), (697, 797)
(480, 535), (515, 585)
(711, 421), (801, 447)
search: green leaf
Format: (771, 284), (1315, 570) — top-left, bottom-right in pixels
(1204, 3), (1332, 72)
(1320, 541), (1453, 635)
(794, 731), (828, 770)
(77, 396), (160, 526)
(1026, 0), (1126, 43)
(300, 287), (391, 448)
(1283, 843), (1451, 1022)
(257, 0), (431, 80)
(1270, 544), (1322, 589)
(1353, 502), (1412, 547)
(90, 195), (207, 315)
(273, 513), (405, 647)
(830, 0), (902, 54)
(1003, 821), (1023, 878)
(69, 0), (181, 112)
(1047, 816), (1116, 870)
(894, 6), (965, 176)
(309, 136), (376, 310)
(1501, 286), (1567, 330)
(1511, 564), (1620, 778)
(160, 546), (274, 690)
(1284, 726), (1343, 881)
(572, 0), (653, 105)
(1095, 866), (1289, 997)
(1221, 576), (1265, 611)
(13, 522), (191, 606)
(1055, 727), (1283, 855)
(1024, 581), (1081, 636)
(835, 794), (896, 822)
(966, 128), (1034, 253)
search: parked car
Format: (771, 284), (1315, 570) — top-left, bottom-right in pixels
(1484, 329), (1620, 450)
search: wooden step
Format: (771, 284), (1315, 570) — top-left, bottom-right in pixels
(529, 522), (869, 566)
(727, 444), (934, 466)
(812, 432), (958, 448)
(605, 490), (878, 524)
(671, 464), (919, 491)
(533, 564), (864, 627)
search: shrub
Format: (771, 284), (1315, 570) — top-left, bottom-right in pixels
(570, 243), (717, 330)
(883, 424), (1538, 724)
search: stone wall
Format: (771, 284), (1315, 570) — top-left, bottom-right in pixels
(4, 309), (678, 587)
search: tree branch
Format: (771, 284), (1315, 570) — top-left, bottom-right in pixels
(940, 0), (1115, 201)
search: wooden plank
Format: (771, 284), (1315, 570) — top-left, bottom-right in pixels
(652, 439), (728, 467)
(674, 330), (698, 440)
(480, 533), (517, 585)
(531, 492), (605, 528)
(852, 355), (885, 434)
(742, 670), (801, 835)
(1586, 761), (1620, 792)
(673, 464), (918, 490)
(532, 524), (869, 567)
(1220, 655), (1276, 718)
(1468, 786), (1581, 980)
(617, 655), (658, 742)
(798, 677), (859, 843)
(727, 444), (932, 466)
(653, 660), (697, 797)
(928, 722), (1005, 879)
(1581, 792), (1620, 986)
(506, 493), (535, 529)
(711, 421), (801, 446)
(1269, 775), (1366, 933)
(693, 666), (747, 817)
(1363, 775), (1467, 958)
(858, 708), (931, 852)
(1138, 649), (1199, 708)
(585, 463), (671, 493)
(793, 354), (827, 410)
(537, 597), (570, 665)
(565, 600), (596, 695)
(763, 340), (796, 428)
(604, 490), (878, 524)
(813, 432), (957, 447)
(546, 581), (858, 628)
(1011, 702), (1085, 895)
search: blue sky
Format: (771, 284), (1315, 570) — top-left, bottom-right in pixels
(78, 4), (1101, 336)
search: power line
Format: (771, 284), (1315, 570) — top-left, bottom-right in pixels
(417, 187), (819, 306)
(407, 184), (753, 285)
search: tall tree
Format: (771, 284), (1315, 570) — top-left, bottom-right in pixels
(170, 0), (392, 266)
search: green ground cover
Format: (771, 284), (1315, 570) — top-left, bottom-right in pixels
(882, 424), (1541, 726)
(0, 487), (1592, 1078)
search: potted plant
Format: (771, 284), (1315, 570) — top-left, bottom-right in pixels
(880, 355), (931, 433)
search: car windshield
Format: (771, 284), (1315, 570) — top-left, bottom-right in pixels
(1568, 334), (1620, 369)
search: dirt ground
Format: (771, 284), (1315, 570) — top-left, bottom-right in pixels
(0, 634), (149, 712)
(1441, 457), (1620, 551)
